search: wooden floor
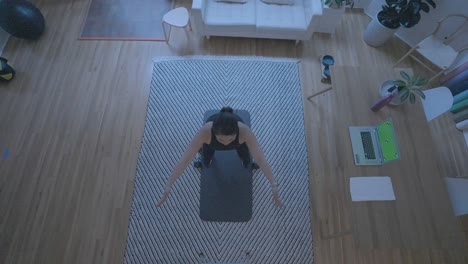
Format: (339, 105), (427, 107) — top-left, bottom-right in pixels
(0, 0), (467, 263)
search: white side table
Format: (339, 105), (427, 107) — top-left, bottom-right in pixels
(161, 7), (192, 43)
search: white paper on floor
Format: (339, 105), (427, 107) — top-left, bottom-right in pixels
(350, 176), (396, 201)
(445, 177), (468, 216)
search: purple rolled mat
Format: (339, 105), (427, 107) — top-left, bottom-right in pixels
(441, 61), (468, 84)
(442, 68), (468, 88)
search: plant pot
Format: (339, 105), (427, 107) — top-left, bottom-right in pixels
(380, 80), (402, 105)
(363, 17), (398, 47)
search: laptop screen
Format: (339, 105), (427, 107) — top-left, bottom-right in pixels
(377, 120), (400, 163)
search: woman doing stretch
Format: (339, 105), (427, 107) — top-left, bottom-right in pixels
(157, 107), (282, 207)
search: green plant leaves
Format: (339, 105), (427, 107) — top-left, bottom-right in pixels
(414, 76), (428, 86)
(400, 71), (411, 81)
(392, 71), (427, 104)
(378, 6), (400, 28)
(393, 80), (406, 87)
(378, 0), (435, 28)
(412, 88), (426, 100)
(425, 0), (436, 8)
(420, 2), (429, 12)
(400, 89), (410, 102)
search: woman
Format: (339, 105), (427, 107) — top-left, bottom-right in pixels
(156, 107), (283, 207)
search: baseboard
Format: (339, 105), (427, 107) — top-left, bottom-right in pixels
(0, 28), (10, 56)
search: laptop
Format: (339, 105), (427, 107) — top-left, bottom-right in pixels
(349, 119), (400, 166)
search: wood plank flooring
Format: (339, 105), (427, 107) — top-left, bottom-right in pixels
(0, 1), (467, 263)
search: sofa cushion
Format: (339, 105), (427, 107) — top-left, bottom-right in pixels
(205, 0), (256, 27)
(255, 0), (307, 31)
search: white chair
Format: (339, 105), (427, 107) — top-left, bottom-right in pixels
(421, 86), (453, 122)
(161, 7), (192, 43)
(445, 178), (468, 216)
(394, 14), (468, 83)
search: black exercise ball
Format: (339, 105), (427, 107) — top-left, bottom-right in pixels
(0, 57), (16, 81)
(0, 0), (45, 40)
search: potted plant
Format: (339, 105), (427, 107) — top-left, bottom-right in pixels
(380, 71), (428, 105)
(363, 0), (436, 47)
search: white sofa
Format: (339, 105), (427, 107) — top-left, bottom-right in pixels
(191, 0), (323, 43)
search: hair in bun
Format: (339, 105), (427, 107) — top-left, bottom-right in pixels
(213, 107), (238, 135)
(220, 106), (233, 113)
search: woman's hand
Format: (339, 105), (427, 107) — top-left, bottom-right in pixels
(271, 183), (283, 207)
(156, 190), (170, 207)
(272, 191), (283, 207)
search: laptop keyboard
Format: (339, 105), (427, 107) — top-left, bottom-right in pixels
(360, 132), (376, 159)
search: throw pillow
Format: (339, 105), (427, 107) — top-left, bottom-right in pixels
(214, 0), (248, 3)
(261, 0), (294, 5)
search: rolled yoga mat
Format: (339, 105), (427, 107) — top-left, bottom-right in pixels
(440, 61), (468, 84)
(450, 97), (468, 113)
(456, 119), (468, 130)
(200, 110), (253, 222)
(454, 90), (468, 105)
(453, 108), (468, 123)
(448, 79), (468, 96)
(442, 68), (468, 89)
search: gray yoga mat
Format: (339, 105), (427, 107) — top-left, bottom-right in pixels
(200, 110), (253, 222)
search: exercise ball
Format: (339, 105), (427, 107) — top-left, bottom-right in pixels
(0, 57), (16, 81)
(0, 0), (45, 40)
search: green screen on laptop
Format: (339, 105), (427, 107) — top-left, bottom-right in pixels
(377, 120), (399, 163)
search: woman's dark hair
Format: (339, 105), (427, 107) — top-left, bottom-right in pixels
(212, 107), (239, 135)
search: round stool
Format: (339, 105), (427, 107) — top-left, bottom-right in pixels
(161, 7), (192, 43)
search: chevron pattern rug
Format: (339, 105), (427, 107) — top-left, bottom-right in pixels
(124, 57), (313, 264)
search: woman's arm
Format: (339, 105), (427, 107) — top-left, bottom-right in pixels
(156, 125), (209, 207)
(241, 125), (283, 207)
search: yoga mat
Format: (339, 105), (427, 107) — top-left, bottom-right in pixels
(200, 109), (253, 222)
(456, 119), (468, 130)
(124, 56), (313, 264)
(441, 68), (468, 89)
(448, 79), (468, 96)
(453, 108), (468, 123)
(200, 150), (253, 222)
(80, 0), (172, 40)
(450, 97), (468, 113)
(454, 90), (468, 105)
(440, 61), (468, 84)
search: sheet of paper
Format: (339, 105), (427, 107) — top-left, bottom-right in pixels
(350, 176), (396, 201)
(445, 177), (468, 216)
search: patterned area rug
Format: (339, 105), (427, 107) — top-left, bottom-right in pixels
(124, 57), (313, 263)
